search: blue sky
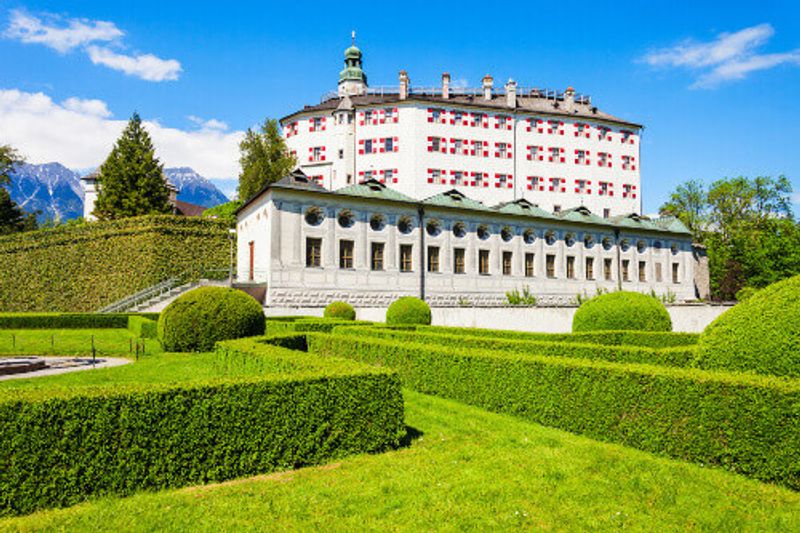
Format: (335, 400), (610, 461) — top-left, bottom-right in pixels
(0, 0), (798, 211)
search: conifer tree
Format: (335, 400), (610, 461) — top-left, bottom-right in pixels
(0, 144), (37, 234)
(94, 113), (172, 220)
(237, 118), (296, 201)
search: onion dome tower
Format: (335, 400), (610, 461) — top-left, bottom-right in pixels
(338, 32), (367, 96)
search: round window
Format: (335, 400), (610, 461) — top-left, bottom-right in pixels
(565, 233), (576, 247)
(621, 239), (631, 252)
(501, 226), (513, 242)
(523, 229), (535, 244)
(584, 234), (595, 248)
(477, 224), (490, 240)
(369, 214), (385, 231)
(602, 237), (613, 251)
(637, 240), (647, 253)
(426, 219), (442, 237)
(452, 222), (466, 238)
(397, 215), (414, 234)
(338, 209), (355, 228)
(304, 206), (324, 226)
(545, 231), (556, 246)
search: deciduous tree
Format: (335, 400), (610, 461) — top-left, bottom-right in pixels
(237, 119), (296, 201)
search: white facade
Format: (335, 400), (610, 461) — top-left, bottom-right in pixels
(281, 46), (642, 216)
(237, 177), (697, 308)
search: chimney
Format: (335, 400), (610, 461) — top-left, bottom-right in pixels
(482, 75), (493, 100)
(505, 78), (517, 108)
(441, 72), (450, 99)
(564, 86), (576, 110)
(399, 70), (409, 100)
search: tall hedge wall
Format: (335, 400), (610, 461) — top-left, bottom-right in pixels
(308, 333), (800, 490)
(0, 341), (404, 516)
(0, 216), (231, 312)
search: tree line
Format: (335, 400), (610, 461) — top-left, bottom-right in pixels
(660, 176), (799, 300)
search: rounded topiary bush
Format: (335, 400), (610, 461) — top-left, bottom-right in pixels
(697, 274), (800, 377)
(323, 301), (356, 320)
(158, 286), (265, 352)
(386, 296), (431, 326)
(572, 291), (672, 333)
(735, 286), (759, 302)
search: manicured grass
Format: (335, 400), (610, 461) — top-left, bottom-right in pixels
(2, 390), (798, 531)
(0, 328), (158, 357)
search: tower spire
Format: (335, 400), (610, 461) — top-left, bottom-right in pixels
(338, 35), (367, 96)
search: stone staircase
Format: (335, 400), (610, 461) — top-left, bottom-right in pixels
(99, 272), (230, 313)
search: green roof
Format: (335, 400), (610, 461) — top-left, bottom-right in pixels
(556, 206), (611, 226)
(423, 190), (492, 211)
(335, 180), (415, 203)
(494, 199), (555, 219)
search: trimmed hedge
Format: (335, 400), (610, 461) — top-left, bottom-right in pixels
(573, 291), (672, 332)
(334, 326), (699, 368)
(127, 315), (158, 339)
(0, 312), (160, 330)
(323, 301), (356, 321)
(0, 341), (404, 516)
(158, 287), (265, 352)
(308, 333), (800, 490)
(386, 297), (431, 326)
(698, 274), (800, 377)
(265, 318), (374, 336)
(419, 325), (699, 349)
(0, 215), (231, 312)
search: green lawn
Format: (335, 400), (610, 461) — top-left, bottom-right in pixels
(3, 389), (798, 532)
(0, 328), (158, 357)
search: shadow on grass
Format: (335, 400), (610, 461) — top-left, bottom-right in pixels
(397, 425), (424, 449)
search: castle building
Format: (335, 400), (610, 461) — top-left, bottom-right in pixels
(237, 42), (705, 307)
(281, 43), (642, 216)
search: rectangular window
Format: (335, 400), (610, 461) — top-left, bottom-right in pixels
(385, 137), (393, 152)
(474, 140), (484, 154)
(364, 110), (373, 123)
(454, 248), (466, 274)
(502, 251), (512, 276)
(384, 169), (394, 183)
(622, 259), (630, 282)
(371, 242), (385, 271)
(603, 208), (611, 219)
(604, 258), (613, 280)
(672, 263), (680, 284)
(553, 205), (562, 213)
(338, 149), (344, 159)
(427, 246), (440, 273)
(479, 250), (490, 275)
(306, 238), (322, 268)
(400, 244), (413, 272)
(566, 256), (575, 279)
(546, 254), (556, 278)
(312, 147), (322, 161)
(585, 257), (594, 280)
(339, 240), (354, 269)
(655, 262), (663, 282)
(473, 113), (484, 126)
(364, 139), (373, 154)
(525, 253), (535, 277)
(453, 171), (464, 185)
(639, 261), (646, 282)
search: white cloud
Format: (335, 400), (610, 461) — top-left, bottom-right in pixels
(0, 88), (242, 179)
(62, 97), (112, 118)
(3, 10), (181, 82)
(3, 9), (122, 53)
(641, 23), (800, 88)
(188, 115), (229, 131)
(792, 192), (800, 205)
(86, 46), (181, 81)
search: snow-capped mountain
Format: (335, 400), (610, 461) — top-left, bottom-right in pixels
(5, 163), (229, 222)
(164, 167), (229, 208)
(6, 163), (84, 223)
